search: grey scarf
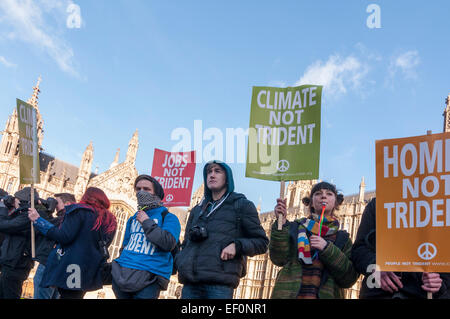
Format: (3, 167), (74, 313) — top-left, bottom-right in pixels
(136, 190), (162, 211)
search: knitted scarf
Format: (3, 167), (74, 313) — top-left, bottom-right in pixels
(296, 214), (340, 299)
(136, 190), (162, 211)
(297, 232), (338, 299)
(297, 213), (340, 265)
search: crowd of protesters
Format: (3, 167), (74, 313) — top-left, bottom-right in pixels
(0, 161), (449, 299)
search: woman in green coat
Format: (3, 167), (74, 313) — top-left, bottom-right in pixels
(270, 181), (359, 299)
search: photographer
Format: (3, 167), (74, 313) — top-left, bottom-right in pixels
(0, 189), (13, 247)
(0, 189), (19, 262)
(0, 189), (19, 217)
(175, 160), (269, 299)
(0, 187), (46, 299)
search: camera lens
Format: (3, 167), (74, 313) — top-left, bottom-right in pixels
(188, 225), (208, 242)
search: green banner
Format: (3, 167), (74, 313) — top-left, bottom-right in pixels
(246, 85), (322, 181)
(16, 99), (40, 184)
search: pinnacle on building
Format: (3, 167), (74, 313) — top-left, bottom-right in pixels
(126, 129), (138, 164)
(444, 93), (450, 133)
(74, 141), (94, 200)
(110, 148), (120, 169)
(26, 76), (44, 151)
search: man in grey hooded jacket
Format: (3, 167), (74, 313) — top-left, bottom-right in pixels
(175, 160), (269, 299)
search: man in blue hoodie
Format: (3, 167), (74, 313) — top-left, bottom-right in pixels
(175, 160), (269, 299)
(111, 174), (181, 299)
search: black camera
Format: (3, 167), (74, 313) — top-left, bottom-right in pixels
(188, 225), (208, 242)
(1, 195), (16, 210)
(40, 197), (58, 213)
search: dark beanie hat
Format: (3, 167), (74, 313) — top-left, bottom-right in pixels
(134, 174), (164, 200)
(14, 187), (40, 203)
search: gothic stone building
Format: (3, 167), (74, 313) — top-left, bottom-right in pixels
(0, 78), (186, 298)
(2, 78), (449, 298)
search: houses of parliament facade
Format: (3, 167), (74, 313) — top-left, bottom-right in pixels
(1, 78), (449, 299)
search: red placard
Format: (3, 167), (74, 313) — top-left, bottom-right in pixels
(151, 149), (196, 207)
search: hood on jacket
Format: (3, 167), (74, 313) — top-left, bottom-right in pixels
(203, 160), (235, 200)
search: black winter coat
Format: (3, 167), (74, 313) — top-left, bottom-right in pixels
(351, 198), (449, 299)
(175, 192), (269, 288)
(0, 205), (35, 270)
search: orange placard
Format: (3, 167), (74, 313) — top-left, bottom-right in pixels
(376, 132), (450, 272)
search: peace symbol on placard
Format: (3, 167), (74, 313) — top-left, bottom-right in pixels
(276, 160), (290, 172)
(166, 194), (174, 202)
(417, 242), (437, 261)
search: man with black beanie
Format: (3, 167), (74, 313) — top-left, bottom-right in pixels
(111, 174), (181, 299)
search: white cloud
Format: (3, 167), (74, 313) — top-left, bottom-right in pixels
(0, 0), (78, 77)
(270, 46), (421, 100)
(0, 55), (16, 68)
(389, 50), (420, 80)
(295, 54), (369, 98)
(355, 42), (382, 62)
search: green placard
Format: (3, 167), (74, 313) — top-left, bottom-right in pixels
(16, 99), (40, 184)
(246, 85), (322, 181)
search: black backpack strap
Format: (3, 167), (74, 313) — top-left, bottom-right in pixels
(96, 228), (110, 261)
(160, 209), (169, 226)
(91, 208), (110, 261)
(233, 197), (250, 278)
(158, 208), (181, 275)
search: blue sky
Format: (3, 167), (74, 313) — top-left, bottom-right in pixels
(0, 0), (449, 213)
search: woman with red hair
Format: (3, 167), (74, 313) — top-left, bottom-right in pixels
(28, 187), (117, 299)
